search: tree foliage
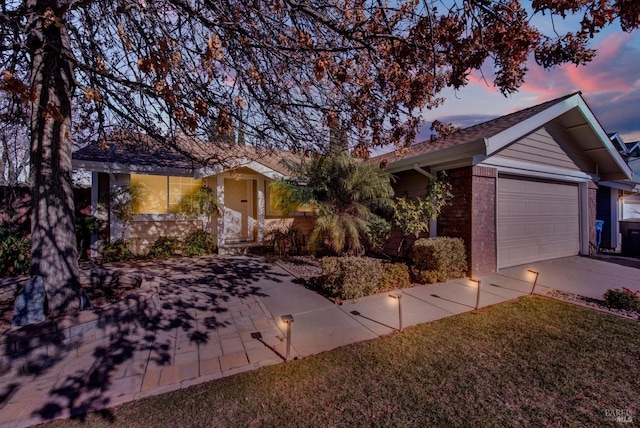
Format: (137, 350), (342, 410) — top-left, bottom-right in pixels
(2, 1), (638, 154)
(393, 174), (453, 256)
(272, 153), (394, 255)
(0, 0), (637, 318)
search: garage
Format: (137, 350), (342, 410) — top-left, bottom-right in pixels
(497, 176), (580, 268)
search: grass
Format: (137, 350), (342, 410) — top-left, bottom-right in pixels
(47, 297), (640, 427)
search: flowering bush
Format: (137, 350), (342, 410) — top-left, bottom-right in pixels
(603, 288), (640, 312)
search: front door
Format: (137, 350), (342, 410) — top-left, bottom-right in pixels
(224, 178), (252, 243)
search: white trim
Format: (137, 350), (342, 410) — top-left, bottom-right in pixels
(110, 173), (130, 241)
(216, 175), (225, 248)
(247, 179), (254, 241)
(384, 139), (486, 173)
(195, 165), (225, 178)
(195, 159), (285, 180)
(480, 157), (592, 182)
(257, 178), (265, 245)
(413, 163), (434, 179)
(579, 182), (590, 255)
(598, 180), (640, 192)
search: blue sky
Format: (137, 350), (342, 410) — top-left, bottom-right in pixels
(417, 23), (640, 144)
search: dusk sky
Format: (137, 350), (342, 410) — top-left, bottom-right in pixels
(417, 23), (640, 145)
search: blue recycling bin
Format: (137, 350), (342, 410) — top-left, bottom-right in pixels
(595, 220), (604, 252)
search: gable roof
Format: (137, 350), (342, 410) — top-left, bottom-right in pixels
(373, 92), (632, 181)
(72, 132), (295, 179)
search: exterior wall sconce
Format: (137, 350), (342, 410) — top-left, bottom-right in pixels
(281, 314), (294, 362)
(388, 293), (403, 332)
(470, 279), (481, 310)
(528, 269), (539, 295)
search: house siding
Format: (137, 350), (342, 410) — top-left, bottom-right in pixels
(493, 124), (594, 172)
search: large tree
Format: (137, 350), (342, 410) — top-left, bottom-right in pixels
(0, 1), (638, 319)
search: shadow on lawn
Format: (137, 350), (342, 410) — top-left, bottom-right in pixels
(0, 255), (287, 424)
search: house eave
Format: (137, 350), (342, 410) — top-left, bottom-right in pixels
(485, 94), (632, 181)
(72, 159), (194, 176)
(384, 139), (487, 173)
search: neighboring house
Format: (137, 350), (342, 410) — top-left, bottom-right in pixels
(596, 135), (640, 251)
(71, 134), (313, 255)
(373, 92), (632, 276)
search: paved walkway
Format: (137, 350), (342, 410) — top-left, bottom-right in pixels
(0, 255), (638, 427)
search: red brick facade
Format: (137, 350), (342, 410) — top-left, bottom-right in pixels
(438, 166), (497, 277)
(387, 166), (597, 277)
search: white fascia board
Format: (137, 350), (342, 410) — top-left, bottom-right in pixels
(71, 160), (193, 176)
(195, 164), (225, 178)
(245, 161), (286, 180)
(609, 133), (628, 154)
(385, 139), (486, 173)
(480, 157), (592, 182)
(485, 94), (632, 181)
(485, 95), (580, 155)
(598, 181), (640, 192)
(573, 97), (633, 180)
(195, 159), (285, 180)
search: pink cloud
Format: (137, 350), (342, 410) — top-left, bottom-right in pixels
(464, 32), (637, 104)
(521, 32), (636, 100)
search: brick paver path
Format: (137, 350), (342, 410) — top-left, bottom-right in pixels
(0, 256), (288, 428)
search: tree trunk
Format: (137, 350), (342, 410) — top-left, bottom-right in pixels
(27, 2), (87, 317)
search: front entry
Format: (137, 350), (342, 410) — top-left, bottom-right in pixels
(224, 178), (252, 243)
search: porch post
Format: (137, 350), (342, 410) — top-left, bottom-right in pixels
(90, 171), (99, 258)
(257, 178), (265, 245)
(217, 175), (225, 249)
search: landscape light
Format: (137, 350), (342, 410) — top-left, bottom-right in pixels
(281, 314), (294, 362)
(528, 269), (539, 295)
(470, 279), (481, 310)
(388, 293), (403, 332)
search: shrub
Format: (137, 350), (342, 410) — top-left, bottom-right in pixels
(183, 230), (217, 256)
(410, 237), (467, 282)
(101, 239), (135, 263)
(603, 288), (640, 312)
(0, 225), (30, 276)
(147, 236), (181, 259)
(410, 267), (440, 284)
(378, 263), (411, 292)
(364, 215), (392, 255)
(265, 226), (307, 256)
(320, 256), (382, 299)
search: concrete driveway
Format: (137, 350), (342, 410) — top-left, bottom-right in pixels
(489, 255), (640, 300)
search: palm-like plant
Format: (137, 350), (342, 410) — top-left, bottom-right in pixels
(272, 153), (394, 255)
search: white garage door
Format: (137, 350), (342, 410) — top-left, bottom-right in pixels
(497, 177), (580, 268)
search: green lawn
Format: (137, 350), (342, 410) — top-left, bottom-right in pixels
(48, 297), (640, 427)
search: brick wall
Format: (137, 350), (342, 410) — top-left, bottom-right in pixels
(470, 167), (497, 276)
(438, 167), (473, 272)
(438, 166), (497, 277)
